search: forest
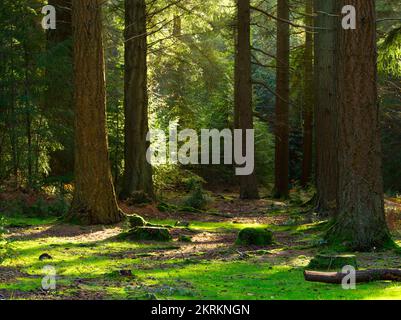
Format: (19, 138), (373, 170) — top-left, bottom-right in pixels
(0, 0), (400, 301)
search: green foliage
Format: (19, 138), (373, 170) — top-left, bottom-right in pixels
(0, 0), (399, 197)
(0, 0), (68, 186)
(0, 217), (10, 263)
(379, 26), (401, 76)
(254, 120), (275, 187)
(104, 2), (125, 183)
(377, 4), (401, 193)
(153, 165), (183, 193)
(182, 176), (206, 192)
(153, 165), (206, 196)
(0, 196), (69, 218)
(289, 182), (315, 205)
(148, 1), (234, 131)
(183, 178), (209, 210)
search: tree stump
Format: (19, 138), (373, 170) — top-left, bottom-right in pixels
(128, 214), (147, 228)
(236, 228), (273, 246)
(126, 227), (172, 242)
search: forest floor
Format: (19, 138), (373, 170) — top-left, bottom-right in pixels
(1, 190), (401, 300)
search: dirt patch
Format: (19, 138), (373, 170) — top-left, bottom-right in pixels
(7, 224), (124, 242)
(0, 266), (33, 282)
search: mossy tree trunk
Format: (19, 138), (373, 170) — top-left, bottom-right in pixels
(68, 0), (124, 225)
(326, 0), (390, 250)
(120, 0), (154, 200)
(301, 0), (314, 187)
(234, 0), (259, 199)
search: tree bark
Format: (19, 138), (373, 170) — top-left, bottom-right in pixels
(68, 0), (124, 225)
(326, 0), (390, 250)
(304, 269), (401, 284)
(23, 44), (33, 187)
(274, 0), (290, 199)
(234, 0), (259, 200)
(120, 0), (154, 200)
(313, 0), (338, 216)
(301, 0), (314, 187)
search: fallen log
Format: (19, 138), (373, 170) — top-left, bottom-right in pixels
(304, 269), (401, 284)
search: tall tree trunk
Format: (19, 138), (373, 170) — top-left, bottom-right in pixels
(274, 0), (290, 199)
(313, 0), (338, 216)
(301, 0), (314, 187)
(9, 50), (18, 186)
(326, 0), (390, 250)
(120, 0), (154, 200)
(113, 106), (121, 185)
(0, 52), (3, 176)
(68, 0), (124, 225)
(235, 0), (259, 200)
(23, 44), (33, 187)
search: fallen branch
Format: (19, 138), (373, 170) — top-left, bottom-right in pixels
(304, 269), (401, 284)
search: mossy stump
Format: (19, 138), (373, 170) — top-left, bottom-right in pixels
(126, 227), (172, 242)
(236, 228), (273, 246)
(128, 214), (147, 228)
(307, 254), (358, 271)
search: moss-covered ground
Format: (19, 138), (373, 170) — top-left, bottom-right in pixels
(1, 192), (401, 300)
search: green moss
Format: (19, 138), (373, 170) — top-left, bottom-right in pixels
(4, 216), (58, 228)
(183, 183), (208, 210)
(325, 219), (394, 252)
(292, 221), (329, 233)
(307, 254), (358, 271)
(236, 228), (273, 246)
(128, 214), (147, 228)
(149, 219), (270, 233)
(125, 227), (172, 242)
(2, 212), (401, 300)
